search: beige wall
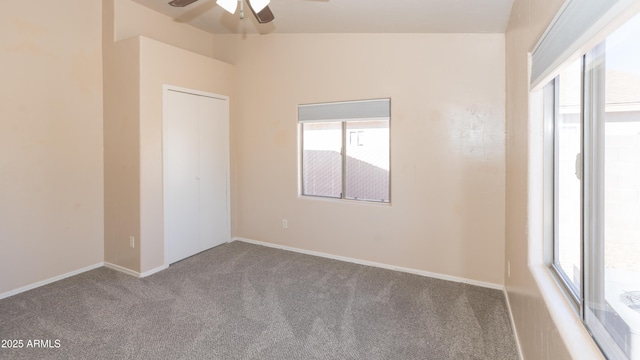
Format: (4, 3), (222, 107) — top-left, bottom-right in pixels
(0, 1), (104, 294)
(230, 33), (506, 286)
(103, 0), (234, 273)
(0, 1), (618, 356)
(139, 37), (234, 272)
(103, 34), (141, 271)
(504, 0), (579, 358)
(103, 0), (142, 272)
(114, 0), (214, 58)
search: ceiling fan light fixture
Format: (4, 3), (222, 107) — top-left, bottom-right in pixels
(216, 0), (238, 14)
(249, 0), (270, 13)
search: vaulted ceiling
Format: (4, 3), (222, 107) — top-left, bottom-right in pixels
(131, 0), (515, 34)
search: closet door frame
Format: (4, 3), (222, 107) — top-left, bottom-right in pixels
(162, 84), (230, 267)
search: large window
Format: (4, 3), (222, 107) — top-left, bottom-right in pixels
(299, 99), (390, 203)
(546, 12), (640, 360)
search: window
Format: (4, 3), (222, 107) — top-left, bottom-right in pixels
(299, 99), (390, 203)
(546, 12), (640, 360)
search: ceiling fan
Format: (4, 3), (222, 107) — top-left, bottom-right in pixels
(169, 0), (274, 24)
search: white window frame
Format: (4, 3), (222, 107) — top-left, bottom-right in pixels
(298, 99), (391, 203)
(531, 1), (640, 359)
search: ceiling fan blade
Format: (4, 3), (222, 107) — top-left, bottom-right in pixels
(255, 6), (274, 23)
(246, 1), (275, 24)
(169, 0), (199, 7)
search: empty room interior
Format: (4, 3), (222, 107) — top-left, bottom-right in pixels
(2, 0), (640, 359)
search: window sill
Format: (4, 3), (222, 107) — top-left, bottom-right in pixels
(529, 263), (605, 360)
(298, 194), (391, 206)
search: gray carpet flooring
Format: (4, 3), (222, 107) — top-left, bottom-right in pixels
(0, 241), (519, 359)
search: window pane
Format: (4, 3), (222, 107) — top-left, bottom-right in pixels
(302, 122), (342, 198)
(555, 58), (583, 297)
(344, 120), (389, 202)
(592, 13), (640, 359)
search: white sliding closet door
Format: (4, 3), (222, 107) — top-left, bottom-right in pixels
(164, 88), (230, 265)
(197, 95), (230, 255)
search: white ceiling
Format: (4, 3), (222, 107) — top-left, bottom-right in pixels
(131, 0), (515, 34)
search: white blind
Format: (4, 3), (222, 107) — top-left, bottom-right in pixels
(531, 0), (634, 88)
(298, 98), (390, 123)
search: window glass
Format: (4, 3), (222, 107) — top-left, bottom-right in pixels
(555, 58), (583, 298)
(345, 120), (390, 202)
(301, 122), (342, 198)
(594, 13), (640, 359)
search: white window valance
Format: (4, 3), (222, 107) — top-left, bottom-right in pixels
(530, 0), (637, 88)
(298, 99), (390, 123)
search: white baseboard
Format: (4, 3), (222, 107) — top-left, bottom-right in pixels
(104, 262), (140, 277)
(1, 261), (171, 300)
(1, 239), (503, 301)
(0, 262), (104, 300)
(232, 237), (504, 290)
(140, 264), (168, 278)
(103, 262), (167, 278)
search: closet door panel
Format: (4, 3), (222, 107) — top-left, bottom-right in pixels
(198, 95), (229, 251)
(166, 90), (201, 264)
(165, 88), (230, 265)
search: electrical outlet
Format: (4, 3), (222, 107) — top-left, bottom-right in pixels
(282, 219), (288, 229)
(129, 236), (135, 249)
